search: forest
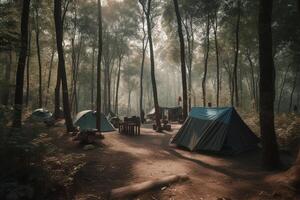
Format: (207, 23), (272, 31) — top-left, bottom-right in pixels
(0, 0), (300, 199)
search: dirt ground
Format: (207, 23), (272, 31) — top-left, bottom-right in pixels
(43, 123), (298, 200)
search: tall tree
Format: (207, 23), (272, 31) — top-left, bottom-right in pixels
(44, 47), (55, 107)
(96, 0), (102, 132)
(202, 14), (210, 107)
(182, 15), (194, 111)
(54, 0), (74, 132)
(91, 44), (96, 110)
(53, 0), (70, 119)
(139, 11), (148, 121)
(258, 0), (280, 168)
(1, 50), (12, 105)
(288, 66), (298, 112)
(277, 63), (291, 113)
(246, 49), (258, 111)
(12, 0), (31, 128)
(233, 0), (241, 107)
(115, 53), (122, 115)
(53, 62), (61, 119)
(34, 0), (43, 108)
(102, 32), (109, 114)
(25, 29), (32, 107)
(173, 0), (188, 120)
(213, 10), (220, 107)
(139, 0), (161, 131)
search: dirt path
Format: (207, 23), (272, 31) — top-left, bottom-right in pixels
(47, 124), (296, 200)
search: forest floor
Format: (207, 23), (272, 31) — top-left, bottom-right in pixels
(36, 121), (299, 200)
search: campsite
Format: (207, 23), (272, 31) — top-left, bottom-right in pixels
(1, 0), (300, 199)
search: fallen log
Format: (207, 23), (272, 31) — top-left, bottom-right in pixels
(109, 174), (189, 199)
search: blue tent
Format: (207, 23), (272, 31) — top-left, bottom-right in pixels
(171, 107), (259, 154)
(73, 110), (115, 132)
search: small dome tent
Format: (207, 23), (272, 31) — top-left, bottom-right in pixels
(31, 108), (53, 121)
(73, 110), (115, 132)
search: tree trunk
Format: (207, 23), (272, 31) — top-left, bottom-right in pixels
(110, 174), (188, 199)
(70, 38), (76, 112)
(213, 10), (220, 107)
(53, 64), (61, 119)
(103, 33), (110, 114)
(183, 16), (194, 112)
(297, 89), (300, 112)
(111, 64), (117, 111)
(239, 66), (243, 108)
(277, 64), (291, 113)
(107, 61), (111, 113)
(1, 50), (12, 105)
(115, 55), (122, 115)
(225, 62), (234, 106)
(127, 90), (131, 116)
(297, 1), (300, 111)
(258, 0), (280, 169)
(54, 0), (74, 132)
(45, 47), (55, 107)
(233, 0), (241, 107)
(70, 1), (77, 113)
(246, 49), (257, 111)
(34, 1), (43, 108)
(108, 58), (116, 115)
(219, 65), (223, 102)
(25, 29), (32, 107)
(144, 0), (161, 131)
(91, 44), (95, 110)
(288, 67), (298, 112)
(202, 14), (210, 107)
(173, 0), (188, 120)
(70, 36), (82, 114)
(228, 74), (233, 106)
(140, 16), (148, 121)
(104, 62), (108, 114)
(13, 0), (30, 128)
(53, 0), (70, 119)
(96, 0), (102, 132)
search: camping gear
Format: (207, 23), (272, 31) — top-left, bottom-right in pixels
(171, 107), (259, 154)
(119, 116), (141, 136)
(152, 117), (171, 131)
(73, 130), (97, 144)
(152, 123), (171, 131)
(73, 110), (115, 132)
(30, 108), (54, 125)
(147, 106), (182, 122)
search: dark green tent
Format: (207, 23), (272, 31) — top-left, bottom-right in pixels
(74, 110), (115, 132)
(171, 107), (259, 154)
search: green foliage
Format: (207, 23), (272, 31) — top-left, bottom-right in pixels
(0, 2), (20, 51)
(0, 108), (59, 199)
